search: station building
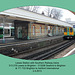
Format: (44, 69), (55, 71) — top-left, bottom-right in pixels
(14, 20), (64, 40)
(0, 8), (72, 40)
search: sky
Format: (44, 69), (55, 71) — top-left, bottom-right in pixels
(23, 6), (75, 22)
(59, 8), (75, 21)
(38, 6), (75, 21)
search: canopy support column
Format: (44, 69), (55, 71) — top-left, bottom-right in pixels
(29, 22), (33, 39)
(9, 23), (12, 37)
(2, 17), (6, 43)
(52, 25), (56, 36)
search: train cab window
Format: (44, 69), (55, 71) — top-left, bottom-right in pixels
(0, 29), (3, 34)
(64, 28), (67, 32)
(70, 28), (73, 32)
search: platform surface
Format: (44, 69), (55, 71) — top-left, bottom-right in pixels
(0, 35), (64, 46)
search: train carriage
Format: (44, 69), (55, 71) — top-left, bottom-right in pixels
(63, 26), (75, 39)
(0, 27), (14, 38)
(0, 27), (3, 38)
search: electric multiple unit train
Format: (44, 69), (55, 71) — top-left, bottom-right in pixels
(0, 27), (14, 38)
(63, 25), (75, 39)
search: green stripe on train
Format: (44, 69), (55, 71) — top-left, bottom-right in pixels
(0, 34), (3, 38)
(0, 27), (3, 29)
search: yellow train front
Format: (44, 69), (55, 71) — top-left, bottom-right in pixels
(63, 27), (74, 39)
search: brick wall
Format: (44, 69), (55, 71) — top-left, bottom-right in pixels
(28, 23), (48, 39)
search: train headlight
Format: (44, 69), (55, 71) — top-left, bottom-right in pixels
(70, 37), (72, 38)
(67, 37), (69, 39)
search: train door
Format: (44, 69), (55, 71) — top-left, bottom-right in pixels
(17, 27), (22, 39)
(67, 27), (69, 35)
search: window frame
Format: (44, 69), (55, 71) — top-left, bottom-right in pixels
(33, 25), (35, 35)
(40, 26), (42, 34)
(70, 28), (73, 32)
(64, 28), (67, 32)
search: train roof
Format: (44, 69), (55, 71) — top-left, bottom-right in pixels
(0, 8), (73, 27)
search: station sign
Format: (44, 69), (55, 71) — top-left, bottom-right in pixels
(73, 25), (75, 28)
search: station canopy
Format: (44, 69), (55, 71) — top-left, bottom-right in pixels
(0, 8), (73, 27)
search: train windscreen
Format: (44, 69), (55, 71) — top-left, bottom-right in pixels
(70, 28), (73, 32)
(64, 28), (67, 32)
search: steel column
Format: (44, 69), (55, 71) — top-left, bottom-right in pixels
(2, 17), (6, 43)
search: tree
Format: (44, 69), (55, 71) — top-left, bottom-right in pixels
(31, 6), (39, 12)
(44, 7), (51, 16)
(19, 6), (63, 20)
(19, 6), (39, 13)
(50, 8), (63, 19)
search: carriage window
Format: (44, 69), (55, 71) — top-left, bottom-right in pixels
(64, 28), (67, 32)
(0, 29), (3, 34)
(70, 28), (73, 32)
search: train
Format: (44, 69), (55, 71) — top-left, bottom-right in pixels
(0, 27), (14, 38)
(63, 25), (75, 39)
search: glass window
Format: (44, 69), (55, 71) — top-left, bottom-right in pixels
(64, 28), (67, 32)
(45, 26), (47, 33)
(48, 26), (50, 30)
(33, 26), (35, 35)
(4, 29), (10, 34)
(48, 26), (50, 33)
(70, 28), (73, 32)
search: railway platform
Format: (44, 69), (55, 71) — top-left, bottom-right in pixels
(0, 35), (64, 56)
(0, 35), (64, 45)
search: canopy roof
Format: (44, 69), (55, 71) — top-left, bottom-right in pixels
(0, 8), (73, 27)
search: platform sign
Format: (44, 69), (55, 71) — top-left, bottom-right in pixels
(73, 25), (75, 28)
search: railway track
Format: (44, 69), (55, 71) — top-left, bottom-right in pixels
(12, 40), (75, 60)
